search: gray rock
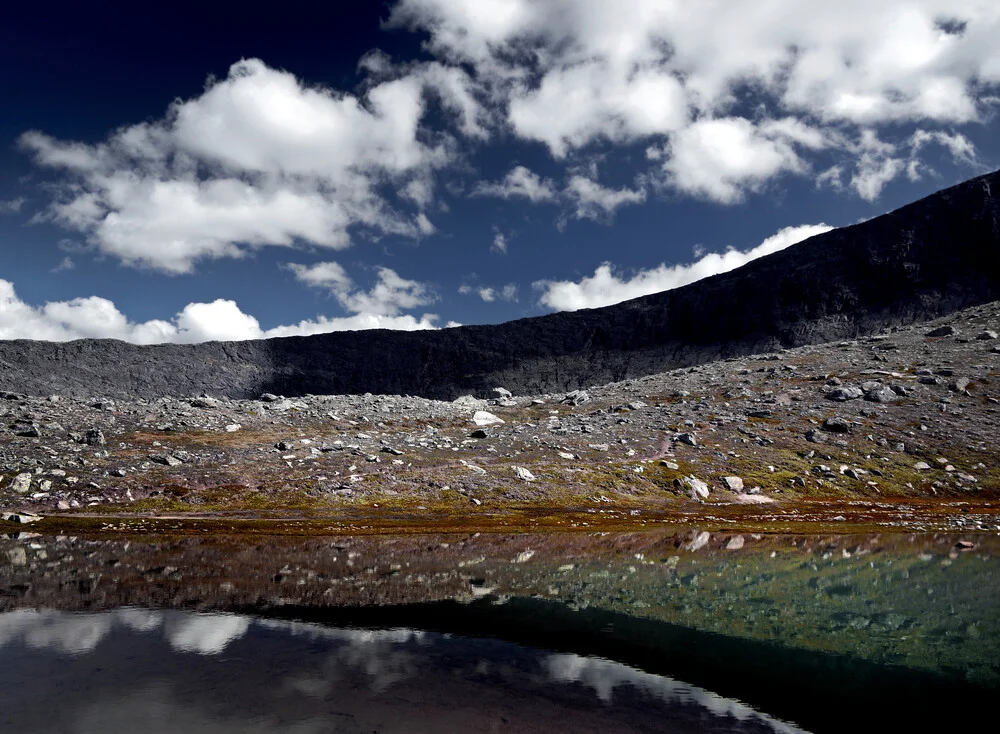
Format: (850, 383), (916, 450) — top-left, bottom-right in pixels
(822, 416), (852, 433)
(9, 473), (32, 493)
(926, 325), (959, 337)
(721, 476), (744, 491)
(561, 390), (591, 406)
(865, 387), (899, 403)
(951, 377), (971, 392)
(914, 461), (932, 471)
(150, 453), (183, 467)
(826, 387), (864, 401)
(493, 387), (513, 399)
(469, 429), (489, 439)
(513, 466), (536, 482)
(676, 432), (697, 446)
(805, 429), (827, 443)
(85, 429), (106, 446)
(12, 422), (41, 437)
(259, 393), (281, 402)
(975, 330), (997, 340)
(676, 475), (710, 500)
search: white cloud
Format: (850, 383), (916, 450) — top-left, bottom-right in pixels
(661, 117), (811, 204)
(508, 61), (688, 156)
(391, 0), (998, 201)
(288, 262), (436, 317)
(472, 166), (557, 203)
(0, 197), (25, 213)
(0, 276), (442, 344)
(458, 282), (518, 303)
(536, 223), (833, 311)
(20, 58), (454, 274)
(491, 229), (508, 254)
(565, 175), (646, 221)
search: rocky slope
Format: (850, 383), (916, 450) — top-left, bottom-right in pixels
(1, 169), (999, 400)
(2, 299), (998, 527)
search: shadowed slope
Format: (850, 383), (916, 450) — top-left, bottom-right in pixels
(1, 170), (998, 399)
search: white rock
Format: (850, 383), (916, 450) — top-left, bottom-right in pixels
(225, 424), (242, 432)
(9, 473), (31, 494)
(721, 476), (744, 491)
(513, 466), (536, 482)
(473, 411), (505, 427)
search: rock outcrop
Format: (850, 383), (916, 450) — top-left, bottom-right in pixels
(1, 169), (999, 399)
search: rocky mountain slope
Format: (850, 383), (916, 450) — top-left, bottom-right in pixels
(2, 298), (998, 526)
(2, 169), (999, 400)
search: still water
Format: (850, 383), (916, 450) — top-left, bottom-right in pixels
(1, 529), (997, 732)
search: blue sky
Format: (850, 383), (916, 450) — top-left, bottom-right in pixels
(2, 0), (998, 342)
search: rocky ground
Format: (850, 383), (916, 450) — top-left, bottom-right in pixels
(2, 301), (1000, 534)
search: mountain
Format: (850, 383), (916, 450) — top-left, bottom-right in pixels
(2, 170), (999, 399)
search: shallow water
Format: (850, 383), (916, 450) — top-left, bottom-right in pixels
(1, 529), (997, 732)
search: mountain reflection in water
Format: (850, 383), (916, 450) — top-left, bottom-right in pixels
(1, 529), (997, 732)
(0, 609), (800, 734)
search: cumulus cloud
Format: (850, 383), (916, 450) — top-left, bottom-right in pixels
(391, 0), (998, 202)
(472, 165), (557, 203)
(565, 175), (646, 221)
(491, 228), (508, 254)
(287, 262), (437, 317)
(0, 274), (441, 344)
(458, 282), (517, 302)
(0, 197), (25, 213)
(19, 58), (457, 274)
(536, 223), (833, 311)
(660, 118), (815, 203)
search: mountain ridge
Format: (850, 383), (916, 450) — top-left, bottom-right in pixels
(2, 169), (999, 399)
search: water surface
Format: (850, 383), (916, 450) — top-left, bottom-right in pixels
(2, 529), (996, 732)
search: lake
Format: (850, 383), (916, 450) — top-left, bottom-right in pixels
(2, 529), (996, 732)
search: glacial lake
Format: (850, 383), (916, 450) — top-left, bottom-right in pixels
(2, 529), (997, 733)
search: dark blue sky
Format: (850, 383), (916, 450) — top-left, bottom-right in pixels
(2, 0), (997, 342)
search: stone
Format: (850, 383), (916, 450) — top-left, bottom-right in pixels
(1, 511), (41, 524)
(473, 411), (505, 427)
(513, 466), (536, 482)
(259, 393), (281, 402)
(9, 473), (32, 493)
(675, 475), (710, 500)
(826, 387), (864, 401)
(469, 429), (489, 439)
(913, 461), (932, 471)
(975, 330), (997, 340)
(926, 325), (958, 337)
(805, 429), (827, 443)
(561, 390), (591, 406)
(493, 387), (513, 399)
(685, 531), (710, 551)
(951, 377), (971, 392)
(676, 432), (697, 446)
(6, 547), (27, 566)
(150, 453), (183, 467)
(225, 424), (241, 432)
(822, 416), (852, 433)
(12, 422), (41, 437)
(659, 460), (679, 470)
(721, 476), (744, 491)
(85, 429), (106, 446)
(724, 535), (745, 550)
(189, 396), (219, 408)
(865, 387), (899, 403)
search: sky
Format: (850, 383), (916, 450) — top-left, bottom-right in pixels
(2, 0), (998, 343)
